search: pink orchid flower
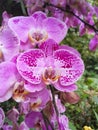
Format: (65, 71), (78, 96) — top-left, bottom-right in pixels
(89, 34), (98, 51)
(8, 11), (68, 46)
(16, 39), (84, 92)
(18, 88), (50, 112)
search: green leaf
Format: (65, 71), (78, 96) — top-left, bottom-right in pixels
(93, 109), (98, 122)
(92, 96), (98, 105)
(95, 67), (98, 70)
(69, 121), (77, 130)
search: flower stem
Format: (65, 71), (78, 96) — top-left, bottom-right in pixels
(49, 85), (61, 130)
(20, 0), (27, 16)
(41, 110), (54, 130)
(49, 85), (59, 116)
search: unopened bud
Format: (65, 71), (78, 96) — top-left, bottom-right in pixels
(60, 91), (80, 104)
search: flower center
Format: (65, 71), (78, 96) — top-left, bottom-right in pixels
(30, 98), (42, 111)
(42, 67), (60, 85)
(28, 29), (48, 44)
(13, 82), (29, 102)
(0, 49), (3, 60)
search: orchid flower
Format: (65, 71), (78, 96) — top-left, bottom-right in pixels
(25, 111), (44, 129)
(16, 39), (84, 92)
(25, 98), (70, 130)
(8, 11), (68, 46)
(19, 88), (50, 113)
(25, 111), (55, 130)
(89, 34), (98, 51)
(19, 121), (29, 130)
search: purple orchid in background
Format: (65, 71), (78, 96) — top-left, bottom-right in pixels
(0, 108), (5, 128)
(16, 39), (84, 92)
(2, 122), (29, 130)
(7, 108), (19, 123)
(89, 34), (98, 51)
(59, 115), (70, 130)
(8, 11), (68, 46)
(24, 0), (45, 15)
(18, 121), (29, 130)
(25, 111), (46, 129)
(7, 108), (19, 130)
(2, 124), (13, 130)
(25, 111), (55, 130)
(25, 97), (70, 130)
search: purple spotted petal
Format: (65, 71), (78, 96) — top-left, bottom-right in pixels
(0, 62), (18, 102)
(44, 17), (68, 43)
(54, 49), (84, 86)
(54, 82), (77, 92)
(8, 16), (35, 42)
(59, 45), (81, 57)
(17, 49), (45, 84)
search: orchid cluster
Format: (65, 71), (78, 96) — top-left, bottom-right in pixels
(0, 8), (85, 130)
(17, 0), (98, 51)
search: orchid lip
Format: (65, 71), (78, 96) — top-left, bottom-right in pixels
(28, 29), (48, 44)
(0, 49), (3, 59)
(13, 82), (29, 102)
(42, 67), (60, 85)
(30, 98), (42, 111)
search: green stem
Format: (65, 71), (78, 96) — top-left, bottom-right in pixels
(20, 0), (27, 16)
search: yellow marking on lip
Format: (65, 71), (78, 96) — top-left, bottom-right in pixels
(42, 67), (60, 85)
(30, 98), (42, 111)
(28, 31), (48, 44)
(0, 49), (3, 59)
(13, 82), (29, 102)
